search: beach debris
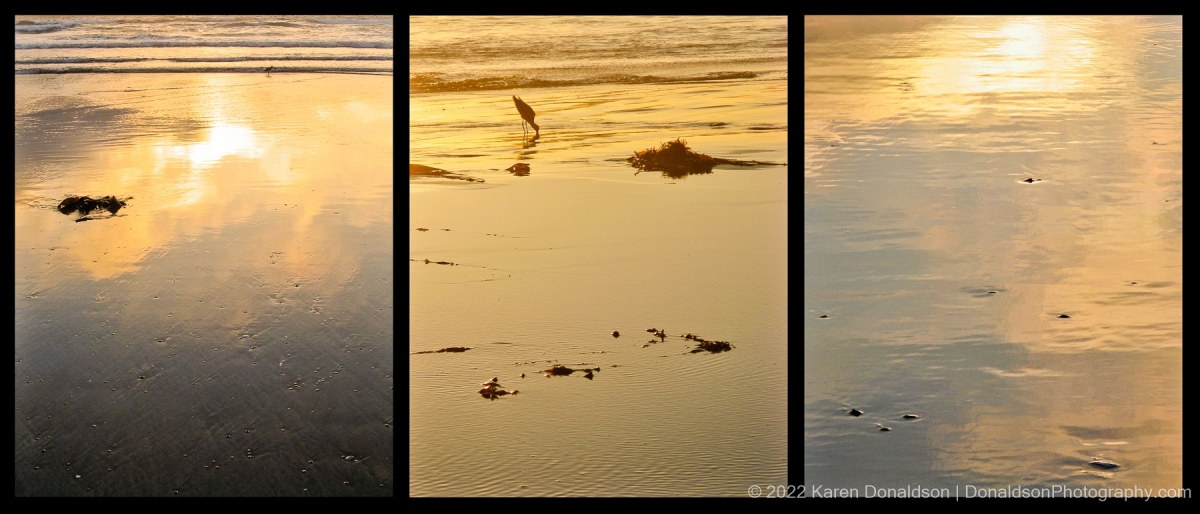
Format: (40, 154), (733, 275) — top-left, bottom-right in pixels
(410, 164), (485, 183)
(1058, 314), (1071, 319)
(903, 414), (920, 419)
(411, 347), (472, 354)
(1021, 178), (1043, 183)
(640, 329), (669, 346)
(691, 340), (733, 353)
(963, 286), (1006, 298)
(479, 378), (515, 400)
(57, 195), (128, 220)
(506, 163), (530, 176)
(1088, 459), (1120, 469)
(416, 228), (429, 231)
(819, 314), (829, 318)
(410, 258), (459, 266)
(543, 365), (600, 377)
(627, 138), (786, 178)
(611, 331), (620, 337)
(849, 409), (864, 416)
(876, 423), (892, 432)
(680, 333), (734, 353)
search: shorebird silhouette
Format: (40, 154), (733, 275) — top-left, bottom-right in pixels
(512, 96), (539, 140)
(265, 66), (274, 77)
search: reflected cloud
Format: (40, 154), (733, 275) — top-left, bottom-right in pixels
(17, 75), (393, 282)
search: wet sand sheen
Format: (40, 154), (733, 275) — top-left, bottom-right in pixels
(15, 73), (393, 496)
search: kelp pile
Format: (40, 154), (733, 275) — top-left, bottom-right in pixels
(57, 195), (129, 222)
(627, 138), (787, 179)
(628, 138), (718, 177)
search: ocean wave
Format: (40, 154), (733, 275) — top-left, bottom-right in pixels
(16, 40), (393, 50)
(15, 56), (392, 65)
(16, 66), (393, 75)
(410, 71), (760, 94)
(14, 21), (79, 34)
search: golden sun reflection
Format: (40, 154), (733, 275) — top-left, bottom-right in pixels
(154, 124), (261, 171)
(24, 75), (393, 282)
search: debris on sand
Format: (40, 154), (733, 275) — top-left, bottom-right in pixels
(506, 163), (530, 176)
(690, 339), (733, 353)
(681, 333), (734, 353)
(626, 138), (786, 178)
(410, 258), (458, 266)
(411, 347), (472, 355)
(57, 195), (128, 219)
(543, 364), (601, 377)
(410, 164), (485, 183)
(478, 379), (516, 400)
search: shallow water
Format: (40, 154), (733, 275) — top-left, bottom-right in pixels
(410, 17), (788, 497)
(15, 73), (393, 496)
(804, 16), (1181, 495)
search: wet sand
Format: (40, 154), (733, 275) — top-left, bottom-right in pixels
(806, 16), (1181, 491)
(15, 74), (393, 496)
(410, 73), (788, 495)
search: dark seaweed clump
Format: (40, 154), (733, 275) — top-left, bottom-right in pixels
(627, 138), (787, 179)
(57, 195), (127, 218)
(682, 333), (734, 353)
(627, 138), (716, 178)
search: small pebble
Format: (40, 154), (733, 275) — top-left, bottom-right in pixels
(819, 314), (829, 319)
(849, 408), (863, 416)
(1059, 314), (1070, 319)
(612, 331), (620, 337)
(903, 414), (920, 419)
